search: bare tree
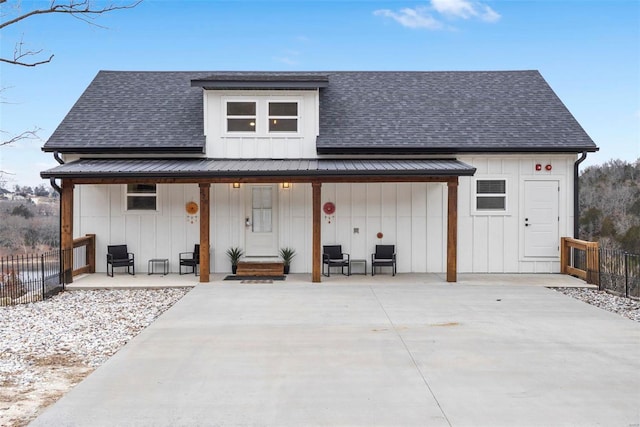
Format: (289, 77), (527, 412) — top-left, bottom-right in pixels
(0, 0), (141, 148)
(0, 0), (142, 67)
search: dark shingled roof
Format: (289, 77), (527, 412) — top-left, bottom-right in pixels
(316, 71), (596, 154)
(40, 158), (476, 180)
(45, 71), (210, 154)
(43, 70), (597, 154)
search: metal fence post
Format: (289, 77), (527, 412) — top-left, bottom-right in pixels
(598, 248), (602, 291)
(41, 254), (45, 301)
(624, 252), (629, 298)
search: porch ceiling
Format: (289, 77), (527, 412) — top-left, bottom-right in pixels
(41, 158), (476, 183)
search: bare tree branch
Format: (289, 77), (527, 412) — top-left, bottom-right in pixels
(1, 128), (41, 146)
(0, 0), (142, 30)
(0, 0), (142, 67)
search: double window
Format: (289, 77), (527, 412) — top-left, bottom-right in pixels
(225, 100), (299, 134)
(126, 184), (157, 211)
(473, 179), (507, 214)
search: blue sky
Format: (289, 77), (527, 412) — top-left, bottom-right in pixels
(1, 0), (639, 187)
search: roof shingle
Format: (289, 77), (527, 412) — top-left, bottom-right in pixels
(43, 70), (597, 154)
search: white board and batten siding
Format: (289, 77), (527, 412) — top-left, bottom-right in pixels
(457, 155), (575, 273)
(203, 90), (319, 159)
(73, 154), (576, 274)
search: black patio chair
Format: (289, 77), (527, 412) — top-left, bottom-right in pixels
(179, 244), (200, 276)
(371, 245), (396, 276)
(106, 244), (135, 277)
(323, 245), (350, 277)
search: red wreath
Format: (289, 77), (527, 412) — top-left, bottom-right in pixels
(323, 202), (336, 215)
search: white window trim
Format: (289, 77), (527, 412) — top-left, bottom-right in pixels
(223, 96), (302, 136)
(267, 100), (300, 134)
(471, 176), (510, 216)
(123, 184), (159, 213)
(225, 99), (258, 134)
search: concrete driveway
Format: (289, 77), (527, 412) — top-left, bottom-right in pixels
(31, 281), (640, 426)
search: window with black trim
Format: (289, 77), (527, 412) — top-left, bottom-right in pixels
(475, 179), (506, 212)
(126, 184), (157, 211)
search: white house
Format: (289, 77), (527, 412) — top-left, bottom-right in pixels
(40, 71), (598, 282)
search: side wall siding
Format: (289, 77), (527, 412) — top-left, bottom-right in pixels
(458, 154), (575, 273)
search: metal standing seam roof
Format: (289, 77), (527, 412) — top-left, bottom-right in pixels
(40, 158), (476, 180)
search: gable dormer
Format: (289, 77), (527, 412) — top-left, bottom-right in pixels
(191, 73), (328, 159)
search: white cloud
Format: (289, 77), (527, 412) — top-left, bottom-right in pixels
(479, 4), (501, 22)
(374, 0), (500, 30)
(374, 7), (443, 30)
(431, 0), (475, 19)
(431, 0), (501, 22)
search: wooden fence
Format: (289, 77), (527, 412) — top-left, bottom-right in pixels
(560, 237), (599, 285)
(72, 234), (96, 278)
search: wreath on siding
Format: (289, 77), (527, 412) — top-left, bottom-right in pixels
(323, 202), (335, 215)
(186, 201), (199, 215)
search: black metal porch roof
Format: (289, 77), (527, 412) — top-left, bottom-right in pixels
(41, 158), (476, 180)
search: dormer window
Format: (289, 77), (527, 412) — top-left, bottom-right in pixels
(227, 101), (256, 132)
(269, 102), (298, 132)
(224, 98), (301, 135)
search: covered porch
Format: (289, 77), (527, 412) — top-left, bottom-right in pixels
(42, 158), (476, 284)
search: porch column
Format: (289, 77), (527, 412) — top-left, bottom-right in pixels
(312, 181), (322, 283)
(61, 180), (74, 284)
(199, 183), (210, 283)
(447, 178), (458, 282)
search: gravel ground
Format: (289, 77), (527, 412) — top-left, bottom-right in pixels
(553, 287), (640, 322)
(1, 285), (638, 427)
(0, 288), (191, 427)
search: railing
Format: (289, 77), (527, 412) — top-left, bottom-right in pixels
(560, 237), (599, 285)
(599, 249), (640, 300)
(0, 235), (96, 306)
(0, 249), (67, 306)
(72, 234), (96, 277)
(561, 237), (639, 300)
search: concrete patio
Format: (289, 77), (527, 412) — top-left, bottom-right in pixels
(32, 275), (638, 426)
(67, 272), (591, 289)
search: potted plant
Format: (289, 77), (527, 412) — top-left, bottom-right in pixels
(279, 247), (296, 274)
(226, 247), (244, 274)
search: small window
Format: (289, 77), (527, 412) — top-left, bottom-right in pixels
(126, 184), (157, 211)
(268, 102), (298, 132)
(475, 179), (507, 213)
(227, 101), (256, 132)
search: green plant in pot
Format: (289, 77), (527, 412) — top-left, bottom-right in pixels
(279, 247), (296, 274)
(226, 247), (244, 274)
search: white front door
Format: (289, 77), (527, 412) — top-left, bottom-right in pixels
(245, 185), (278, 256)
(524, 180), (559, 257)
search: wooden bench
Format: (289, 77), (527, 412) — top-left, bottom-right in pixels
(236, 261), (284, 277)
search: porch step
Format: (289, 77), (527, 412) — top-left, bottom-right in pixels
(236, 261), (284, 277)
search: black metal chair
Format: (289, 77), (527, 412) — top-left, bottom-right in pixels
(106, 245), (135, 277)
(322, 245), (350, 277)
(371, 245), (396, 276)
(179, 244), (200, 276)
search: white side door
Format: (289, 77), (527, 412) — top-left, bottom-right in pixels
(245, 185), (278, 256)
(524, 180), (559, 257)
